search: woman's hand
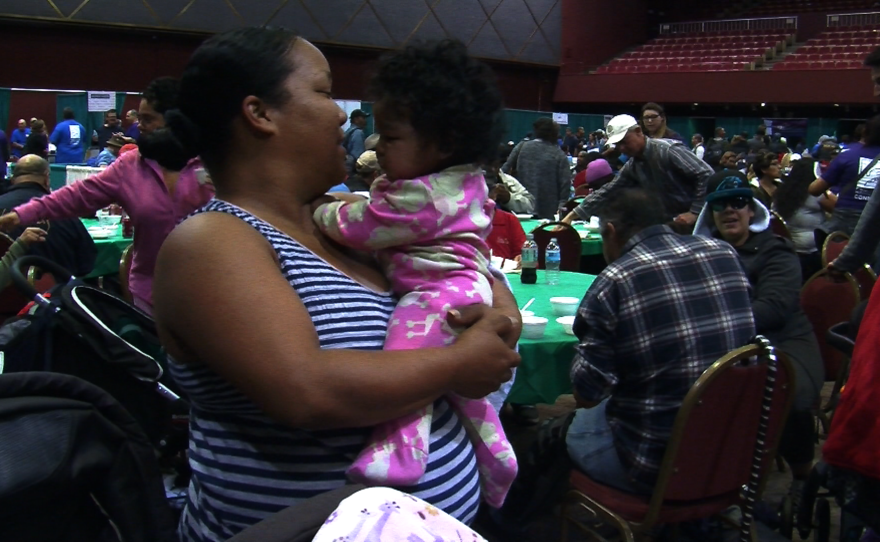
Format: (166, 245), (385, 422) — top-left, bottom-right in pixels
(446, 305), (521, 399)
(0, 212), (21, 231)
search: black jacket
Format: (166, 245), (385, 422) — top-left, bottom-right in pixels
(22, 133), (48, 159)
(0, 183), (96, 276)
(732, 229), (823, 402)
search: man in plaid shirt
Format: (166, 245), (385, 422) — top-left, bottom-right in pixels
(566, 188), (756, 493)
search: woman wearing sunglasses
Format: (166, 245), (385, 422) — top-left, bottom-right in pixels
(694, 170), (823, 516)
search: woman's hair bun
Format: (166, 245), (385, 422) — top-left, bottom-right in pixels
(138, 110), (200, 172)
(164, 108), (201, 156)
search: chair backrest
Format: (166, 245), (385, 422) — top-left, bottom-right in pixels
(561, 197), (585, 217)
(821, 231), (850, 267)
(645, 341), (794, 522)
(530, 222), (582, 272)
(801, 269), (860, 381)
(769, 211), (793, 240)
(0, 233), (28, 319)
(119, 244), (134, 303)
(853, 265), (876, 302)
(27, 266), (57, 293)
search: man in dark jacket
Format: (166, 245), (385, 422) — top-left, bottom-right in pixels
(694, 170), (823, 511)
(0, 155), (96, 276)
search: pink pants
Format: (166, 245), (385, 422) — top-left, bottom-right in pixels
(346, 279), (518, 508)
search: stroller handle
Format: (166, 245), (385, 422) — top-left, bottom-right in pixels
(11, 255), (75, 304)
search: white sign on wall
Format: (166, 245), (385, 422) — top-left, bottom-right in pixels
(87, 91), (115, 112)
(552, 112), (569, 125)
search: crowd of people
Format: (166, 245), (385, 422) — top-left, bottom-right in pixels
(1, 106), (140, 167)
(0, 24), (878, 542)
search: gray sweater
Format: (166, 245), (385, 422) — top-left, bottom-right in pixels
(502, 140), (571, 219)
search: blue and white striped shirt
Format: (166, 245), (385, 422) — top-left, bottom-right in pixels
(170, 199), (481, 542)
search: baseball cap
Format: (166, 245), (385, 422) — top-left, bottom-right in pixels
(705, 170), (753, 203)
(605, 114), (639, 146)
(350, 109), (370, 120)
(356, 150), (379, 172)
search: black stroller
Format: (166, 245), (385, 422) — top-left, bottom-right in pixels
(0, 255), (189, 477)
(785, 302), (880, 542)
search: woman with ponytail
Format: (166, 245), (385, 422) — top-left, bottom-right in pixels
(0, 76), (215, 313)
(148, 27), (520, 542)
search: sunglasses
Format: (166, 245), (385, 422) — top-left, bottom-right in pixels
(711, 197), (750, 213)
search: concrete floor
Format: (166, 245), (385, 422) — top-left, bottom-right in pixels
(473, 384), (844, 542)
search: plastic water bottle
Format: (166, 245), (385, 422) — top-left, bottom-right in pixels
(546, 237), (561, 285)
(520, 234), (538, 285)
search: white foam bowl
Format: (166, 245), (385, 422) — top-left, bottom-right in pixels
(521, 316), (548, 340)
(550, 296), (580, 317)
(556, 316), (575, 335)
(520, 310), (534, 318)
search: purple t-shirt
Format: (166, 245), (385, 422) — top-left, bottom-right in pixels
(823, 145), (880, 210)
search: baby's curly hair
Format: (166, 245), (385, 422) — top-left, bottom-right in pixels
(368, 39), (505, 166)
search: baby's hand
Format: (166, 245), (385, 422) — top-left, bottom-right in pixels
(19, 227), (47, 245)
(310, 194), (337, 216)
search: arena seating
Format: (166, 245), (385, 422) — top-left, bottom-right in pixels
(597, 29), (793, 74)
(750, 0), (876, 16)
(774, 26), (880, 70)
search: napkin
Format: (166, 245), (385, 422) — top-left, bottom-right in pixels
(490, 255), (520, 274)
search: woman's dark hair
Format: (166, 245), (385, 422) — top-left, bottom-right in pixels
(143, 27), (298, 171)
(853, 123), (866, 142)
(774, 157), (816, 222)
(753, 150), (777, 179)
(864, 114), (880, 147)
(497, 143), (513, 164)
(532, 117), (557, 143)
(142, 77), (180, 115)
(640, 102), (665, 117)
(368, 39), (504, 165)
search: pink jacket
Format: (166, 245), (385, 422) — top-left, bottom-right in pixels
(15, 151), (214, 308)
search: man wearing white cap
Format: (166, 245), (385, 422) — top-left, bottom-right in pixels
(559, 114), (714, 228)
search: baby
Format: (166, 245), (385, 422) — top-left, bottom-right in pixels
(314, 40), (517, 508)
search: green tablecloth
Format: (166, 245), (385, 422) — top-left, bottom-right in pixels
(507, 270), (596, 405)
(82, 218), (132, 279)
(519, 219), (603, 256)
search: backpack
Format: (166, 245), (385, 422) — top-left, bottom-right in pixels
(0, 372), (178, 542)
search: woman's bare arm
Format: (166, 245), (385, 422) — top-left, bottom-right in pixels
(153, 212), (520, 431)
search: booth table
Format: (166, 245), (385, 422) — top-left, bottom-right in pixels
(519, 219), (603, 256)
(506, 270), (596, 405)
(82, 219), (131, 279)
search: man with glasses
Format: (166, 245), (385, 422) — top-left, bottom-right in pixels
(559, 114), (714, 229)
